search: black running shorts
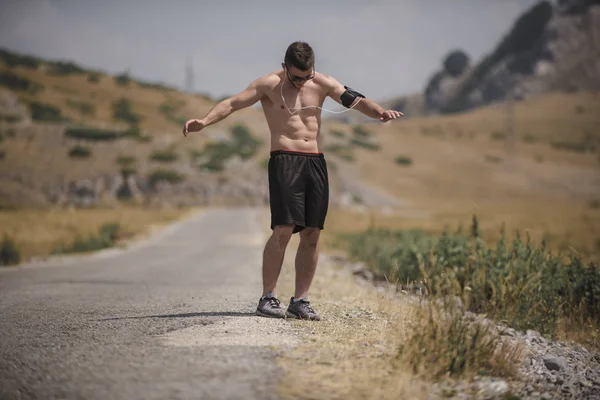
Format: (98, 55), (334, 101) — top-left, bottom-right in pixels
(268, 150), (329, 234)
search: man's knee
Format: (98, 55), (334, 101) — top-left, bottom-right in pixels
(299, 227), (320, 248)
(270, 224), (294, 249)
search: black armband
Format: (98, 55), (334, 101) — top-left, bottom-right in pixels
(340, 86), (365, 108)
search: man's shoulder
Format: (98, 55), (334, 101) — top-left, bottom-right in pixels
(314, 72), (339, 89)
(254, 71), (282, 88)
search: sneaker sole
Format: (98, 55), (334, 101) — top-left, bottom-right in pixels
(256, 309), (286, 319)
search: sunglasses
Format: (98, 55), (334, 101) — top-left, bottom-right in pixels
(285, 64), (315, 83)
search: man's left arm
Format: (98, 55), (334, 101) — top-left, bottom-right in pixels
(323, 75), (403, 122)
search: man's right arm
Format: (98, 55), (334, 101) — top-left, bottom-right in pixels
(183, 77), (265, 136)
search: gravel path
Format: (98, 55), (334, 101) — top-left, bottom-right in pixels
(0, 207), (298, 400)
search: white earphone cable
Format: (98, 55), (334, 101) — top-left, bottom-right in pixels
(280, 71), (363, 115)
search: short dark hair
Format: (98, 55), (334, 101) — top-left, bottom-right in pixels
(284, 41), (315, 71)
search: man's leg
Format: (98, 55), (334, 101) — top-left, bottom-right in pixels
(285, 227), (322, 321)
(262, 224), (294, 296)
(294, 227), (320, 299)
(256, 224), (294, 318)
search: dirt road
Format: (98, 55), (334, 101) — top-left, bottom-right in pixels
(0, 208), (298, 400)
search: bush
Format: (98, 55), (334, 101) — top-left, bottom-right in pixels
(28, 101), (67, 122)
(0, 71), (43, 93)
(148, 169), (185, 188)
(66, 99), (95, 116)
(350, 137), (380, 151)
(330, 129), (346, 138)
(87, 72), (102, 83)
(114, 72), (131, 87)
(53, 223), (121, 254)
(116, 155), (136, 167)
(47, 61), (86, 75)
(150, 149), (178, 163)
(0, 48), (42, 69)
(395, 156), (413, 166)
(120, 167), (137, 178)
(68, 144), (91, 158)
(340, 217), (600, 337)
(0, 235), (20, 266)
(0, 149), (4, 160)
(112, 98), (142, 125)
(352, 125), (371, 138)
(193, 124), (262, 172)
(64, 126), (121, 141)
(491, 131), (506, 141)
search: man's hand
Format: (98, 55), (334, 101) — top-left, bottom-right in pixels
(182, 119), (205, 137)
(380, 110), (403, 123)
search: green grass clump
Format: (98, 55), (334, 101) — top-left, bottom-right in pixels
(149, 149), (178, 163)
(52, 223), (121, 254)
(193, 123), (262, 172)
(68, 144), (91, 158)
(395, 156), (413, 166)
(340, 216), (600, 337)
(0, 234), (21, 266)
(148, 169), (186, 188)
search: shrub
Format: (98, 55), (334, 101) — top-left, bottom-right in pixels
(52, 223), (121, 254)
(148, 169), (185, 188)
(551, 139), (589, 153)
(395, 156), (413, 166)
(0, 71), (43, 93)
(350, 137), (380, 151)
(28, 101), (67, 122)
(120, 167), (137, 178)
(330, 129), (346, 138)
(114, 72), (131, 86)
(339, 217), (600, 337)
(112, 98), (142, 125)
(68, 144), (91, 158)
(87, 72), (102, 83)
(0, 49), (42, 69)
(0, 235), (21, 266)
(64, 126), (120, 141)
(47, 61), (86, 75)
(150, 149), (178, 163)
(484, 155), (503, 163)
(0, 149), (4, 160)
(116, 155), (136, 167)
(398, 293), (523, 379)
(491, 131), (506, 141)
(352, 125), (371, 138)
(66, 99), (95, 116)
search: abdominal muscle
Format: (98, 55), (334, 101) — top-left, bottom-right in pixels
(261, 93), (324, 153)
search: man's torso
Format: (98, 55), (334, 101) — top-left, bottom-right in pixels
(259, 70), (329, 153)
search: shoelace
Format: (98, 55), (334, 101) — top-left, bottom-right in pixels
(299, 300), (315, 314)
(267, 297), (281, 308)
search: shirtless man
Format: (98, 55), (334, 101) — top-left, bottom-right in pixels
(182, 41), (402, 321)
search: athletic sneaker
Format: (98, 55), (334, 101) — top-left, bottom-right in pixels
(285, 297), (321, 321)
(256, 296), (286, 318)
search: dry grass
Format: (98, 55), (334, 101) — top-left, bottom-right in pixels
(275, 239), (429, 400)
(0, 205), (201, 262)
(275, 239), (525, 399)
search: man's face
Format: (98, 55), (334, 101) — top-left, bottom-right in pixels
(283, 63), (315, 87)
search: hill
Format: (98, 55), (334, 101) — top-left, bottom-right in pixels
(337, 0), (600, 124)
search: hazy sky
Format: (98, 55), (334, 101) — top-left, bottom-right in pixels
(0, 0), (544, 102)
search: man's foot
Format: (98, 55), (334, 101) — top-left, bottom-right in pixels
(286, 297), (321, 321)
(256, 296), (286, 318)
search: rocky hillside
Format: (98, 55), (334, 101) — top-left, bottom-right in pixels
(385, 0), (600, 117)
(0, 49), (278, 209)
